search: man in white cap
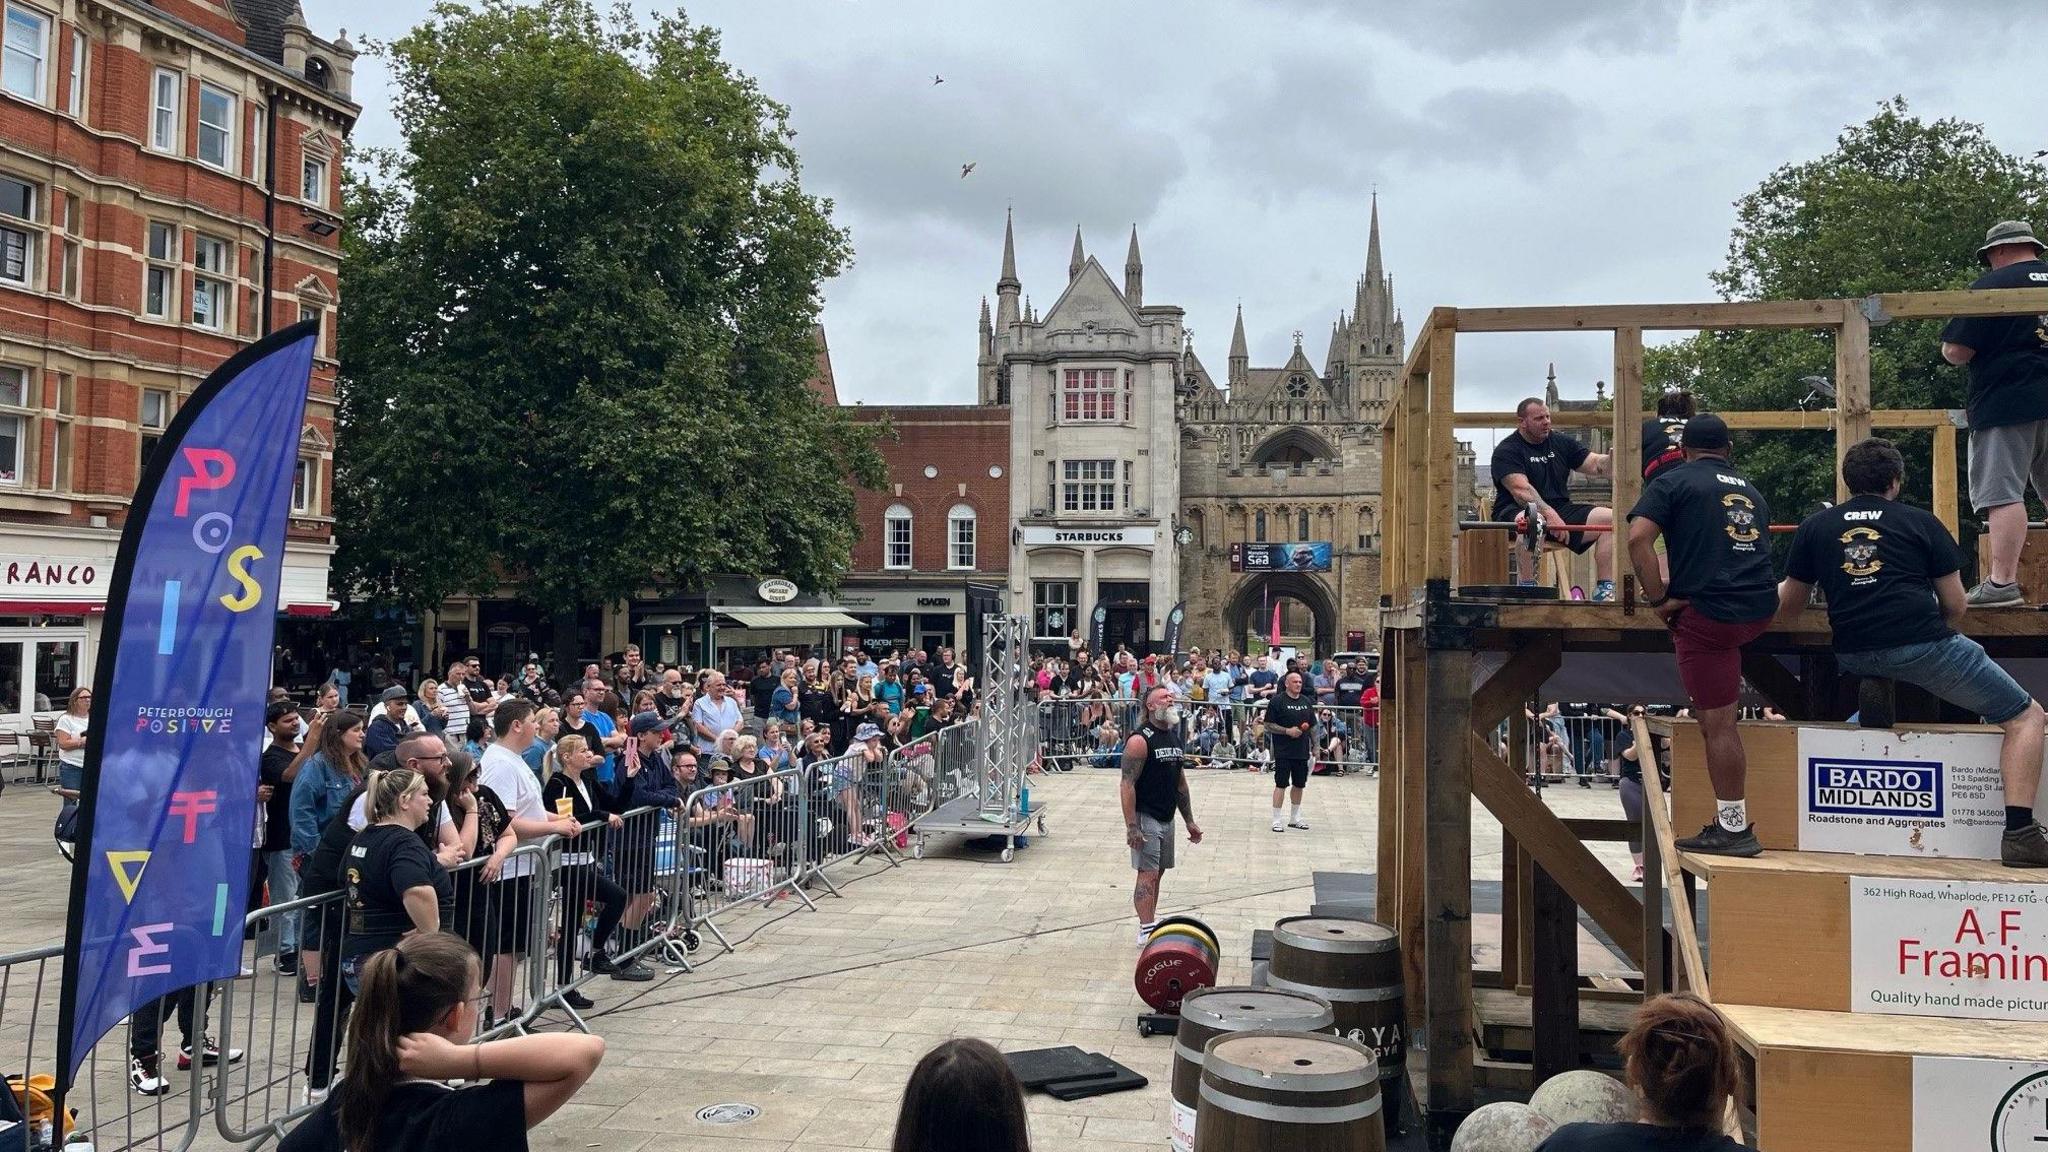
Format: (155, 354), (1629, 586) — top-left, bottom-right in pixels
(1941, 220), (2048, 605)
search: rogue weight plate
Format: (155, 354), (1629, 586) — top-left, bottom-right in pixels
(1151, 914), (1221, 955)
(1135, 935), (1217, 1012)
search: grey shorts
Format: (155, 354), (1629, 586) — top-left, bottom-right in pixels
(1131, 812), (1175, 872)
(1967, 419), (2048, 512)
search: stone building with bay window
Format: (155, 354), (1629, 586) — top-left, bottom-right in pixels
(0, 0), (356, 712)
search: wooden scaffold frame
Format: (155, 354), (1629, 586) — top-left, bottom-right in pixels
(1375, 285), (2048, 1147)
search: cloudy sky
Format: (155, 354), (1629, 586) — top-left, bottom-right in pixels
(307, 0), (2043, 448)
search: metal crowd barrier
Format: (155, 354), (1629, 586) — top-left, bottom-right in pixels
(0, 736), (999, 1151)
(1033, 697), (1381, 775)
(1512, 708), (1631, 788)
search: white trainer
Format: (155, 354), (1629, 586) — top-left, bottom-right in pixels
(1271, 816), (1286, 832)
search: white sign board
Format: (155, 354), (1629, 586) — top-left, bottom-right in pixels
(1797, 727), (2042, 860)
(1913, 1056), (2048, 1150)
(1017, 526), (1156, 547)
(1850, 876), (2048, 1021)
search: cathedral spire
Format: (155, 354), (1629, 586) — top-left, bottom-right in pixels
(1069, 226), (1086, 282)
(1228, 303), (1249, 387)
(1365, 190), (1384, 282)
(995, 209), (1021, 333)
(1124, 225), (1143, 309)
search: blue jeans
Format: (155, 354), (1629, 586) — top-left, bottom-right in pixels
(256, 849), (299, 955)
(1838, 633), (2032, 725)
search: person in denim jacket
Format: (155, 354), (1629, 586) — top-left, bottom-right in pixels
(291, 711), (369, 856)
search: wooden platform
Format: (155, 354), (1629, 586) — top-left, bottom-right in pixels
(1680, 848), (2031, 1013)
(1722, 1004), (2048, 1152)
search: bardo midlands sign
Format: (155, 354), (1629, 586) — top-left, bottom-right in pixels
(1797, 727), (2046, 861)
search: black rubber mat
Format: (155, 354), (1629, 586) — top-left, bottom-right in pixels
(1043, 1062), (1148, 1100)
(1003, 1046), (1118, 1089)
(1251, 928), (1272, 961)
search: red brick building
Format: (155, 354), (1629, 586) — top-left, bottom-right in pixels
(837, 404), (1009, 658)
(0, 0), (355, 715)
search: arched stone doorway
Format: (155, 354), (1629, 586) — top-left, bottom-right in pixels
(1225, 572), (1337, 657)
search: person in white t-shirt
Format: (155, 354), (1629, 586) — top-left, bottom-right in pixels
(690, 673), (743, 755)
(53, 685), (91, 793)
(476, 698), (578, 1025)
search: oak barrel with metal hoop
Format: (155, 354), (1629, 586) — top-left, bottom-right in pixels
(1264, 916), (1406, 1135)
(1170, 987), (1336, 1152)
(1192, 1029), (1384, 1152)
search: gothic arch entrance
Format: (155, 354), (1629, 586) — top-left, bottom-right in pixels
(1225, 572), (1337, 657)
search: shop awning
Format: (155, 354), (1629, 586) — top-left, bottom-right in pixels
(636, 614), (697, 627)
(715, 608), (867, 629)
(0, 600), (102, 615)
(283, 602), (337, 617)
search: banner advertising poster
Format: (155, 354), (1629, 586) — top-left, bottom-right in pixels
(1851, 875), (2048, 1022)
(1913, 1056), (2048, 1149)
(1233, 542), (1333, 573)
(1796, 726), (2039, 860)
(56, 324), (318, 1090)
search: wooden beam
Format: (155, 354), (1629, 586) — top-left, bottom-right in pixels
(1506, 707), (1532, 990)
(1426, 332), (1459, 584)
(1424, 646), (1475, 1125)
(1469, 732), (1646, 968)
(1611, 327), (1644, 525)
(1471, 635), (1564, 733)
(1933, 422), (1959, 538)
(1871, 286), (2048, 321)
(1400, 636), (1430, 1035)
(1835, 307), (1872, 504)
(1453, 299), (1849, 333)
(1453, 408), (1953, 432)
(1402, 360), (1432, 595)
(1637, 716), (1710, 999)
(1530, 865), (1580, 1085)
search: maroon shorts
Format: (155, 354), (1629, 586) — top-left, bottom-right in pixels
(1671, 611), (1771, 711)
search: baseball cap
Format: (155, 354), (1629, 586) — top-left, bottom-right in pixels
(627, 711), (671, 736)
(1681, 413), (1731, 452)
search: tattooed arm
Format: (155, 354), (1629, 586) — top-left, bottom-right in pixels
(1121, 734), (1147, 849)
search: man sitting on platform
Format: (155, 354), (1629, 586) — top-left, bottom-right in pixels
(1492, 397), (1617, 599)
(1626, 413), (1778, 857)
(1779, 437), (2048, 867)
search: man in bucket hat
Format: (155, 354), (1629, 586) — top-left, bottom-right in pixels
(1941, 220), (2048, 605)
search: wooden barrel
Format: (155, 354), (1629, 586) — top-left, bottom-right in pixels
(1171, 987), (1336, 1152)
(1265, 916), (1406, 1135)
(1193, 1030), (1384, 1152)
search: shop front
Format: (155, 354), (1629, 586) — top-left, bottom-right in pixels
(834, 583), (973, 661)
(629, 577), (865, 674)
(0, 525), (334, 718)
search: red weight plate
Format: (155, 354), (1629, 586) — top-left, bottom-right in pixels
(1135, 935), (1218, 1012)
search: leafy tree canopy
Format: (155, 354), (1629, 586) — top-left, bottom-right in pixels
(336, 1), (885, 627)
(1645, 97), (2048, 529)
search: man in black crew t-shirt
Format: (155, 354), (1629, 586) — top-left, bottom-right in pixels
(1491, 398), (1618, 599)
(1263, 671), (1317, 832)
(1779, 438), (2048, 867)
(1941, 220), (2048, 606)
(1627, 414), (1778, 857)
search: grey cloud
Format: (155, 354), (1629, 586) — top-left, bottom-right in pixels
(1258, 0), (1686, 60)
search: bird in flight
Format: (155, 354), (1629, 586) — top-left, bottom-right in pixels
(960, 162), (976, 179)
(933, 74), (945, 85)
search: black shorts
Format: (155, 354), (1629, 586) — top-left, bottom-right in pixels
(1274, 758), (1310, 789)
(1548, 501), (1602, 554)
(490, 875), (535, 956)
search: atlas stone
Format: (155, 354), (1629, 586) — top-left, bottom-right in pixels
(1528, 1069), (1639, 1126)
(1449, 1102), (1558, 1152)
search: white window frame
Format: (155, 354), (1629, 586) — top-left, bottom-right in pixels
(0, 363), (30, 486)
(0, 172), (38, 288)
(63, 23), (80, 117)
(143, 221), (176, 319)
(139, 386), (169, 467)
(149, 67), (179, 153)
(2, 3), (48, 104)
(1032, 580), (1078, 642)
(884, 503), (912, 570)
(1060, 459), (1116, 513)
(947, 504), (976, 571)
(292, 456), (316, 514)
(190, 234), (228, 331)
(50, 370), (70, 493)
(56, 190), (76, 299)
(196, 82), (234, 171)
(301, 153), (327, 208)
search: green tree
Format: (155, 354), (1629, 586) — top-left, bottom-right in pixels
(336, 1), (885, 669)
(1646, 98), (2048, 538)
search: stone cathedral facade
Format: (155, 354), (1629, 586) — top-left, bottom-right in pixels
(978, 198), (1469, 655)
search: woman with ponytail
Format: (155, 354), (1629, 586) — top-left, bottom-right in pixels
(279, 932), (605, 1152)
(338, 769), (452, 994)
(1536, 992), (1744, 1150)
